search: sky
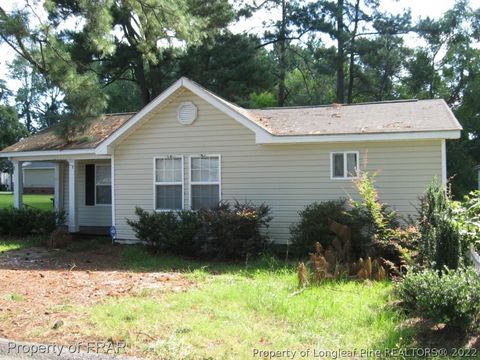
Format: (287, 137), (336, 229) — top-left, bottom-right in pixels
(1, 0), (479, 94)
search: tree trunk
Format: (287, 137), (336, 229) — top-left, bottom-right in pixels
(347, 0), (360, 104)
(134, 58), (151, 105)
(26, 105), (32, 134)
(278, 0), (287, 107)
(336, 0), (345, 103)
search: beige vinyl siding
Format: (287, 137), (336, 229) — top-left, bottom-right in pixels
(114, 90), (442, 243)
(62, 159), (111, 227)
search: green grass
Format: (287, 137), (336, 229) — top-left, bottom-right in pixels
(3, 293), (24, 301)
(0, 236), (46, 252)
(82, 246), (416, 359)
(0, 192), (53, 210)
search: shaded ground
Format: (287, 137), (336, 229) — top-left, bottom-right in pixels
(0, 241), (193, 355)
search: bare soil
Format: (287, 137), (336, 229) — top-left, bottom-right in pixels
(0, 242), (193, 350)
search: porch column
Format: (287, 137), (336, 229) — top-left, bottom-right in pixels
(68, 159), (79, 232)
(12, 160), (23, 209)
(53, 162), (63, 211)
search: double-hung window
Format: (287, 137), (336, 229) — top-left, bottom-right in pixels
(190, 156), (220, 210)
(155, 156), (184, 210)
(95, 164), (112, 205)
(331, 152), (359, 179)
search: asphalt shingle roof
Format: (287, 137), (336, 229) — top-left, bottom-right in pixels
(1, 113), (134, 152)
(245, 99), (462, 136)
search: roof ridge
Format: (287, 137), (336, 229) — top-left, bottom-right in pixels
(251, 99), (429, 111)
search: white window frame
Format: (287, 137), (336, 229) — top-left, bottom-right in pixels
(189, 154), (222, 210)
(153, 155), (185, 212)
(330, 151), (360, 180)
(95, 163), (112, 206)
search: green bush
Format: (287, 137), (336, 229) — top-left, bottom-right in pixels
(126, 202), (272, 260)
(126, 207), (201, 255)
(174, 210), (203, 256)
(397, 267), (480, 332)
(351, 171), (400, 242)
(418, 180), (465, 270)
(0, 207), (66, 237)
(197, 201), (272, 260)
(289, 199), (370, 257)
(451, 190), (480, 252)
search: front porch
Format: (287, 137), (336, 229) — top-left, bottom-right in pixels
(11, 158), (113, 234)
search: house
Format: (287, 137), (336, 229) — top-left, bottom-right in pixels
(0, 77), (463, 244)
(0, 162), (55, 193)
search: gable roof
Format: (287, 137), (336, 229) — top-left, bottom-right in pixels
(246, 99), (461, 136)
(1, 113), (134, 153)
(1, 77), (462, 157)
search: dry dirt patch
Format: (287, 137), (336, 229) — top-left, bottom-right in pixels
(0, 244), (193, 347)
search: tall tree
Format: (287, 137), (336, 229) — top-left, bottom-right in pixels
(0, 3), (109, 141)
(8, 56), (62, 132)
(241, 0), (303, 106)
(0, 0), (234, 139)
(297, 0), (410, 103)
(178, 32), (275, 106)
(0, 83), (28, 188)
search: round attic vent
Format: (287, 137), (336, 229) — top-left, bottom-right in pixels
(177, 101), (197, 125)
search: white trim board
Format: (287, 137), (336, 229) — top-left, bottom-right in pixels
(256, 130), (461, 145)
(1, 149), (97, 158)
(441, 139), (447, 186)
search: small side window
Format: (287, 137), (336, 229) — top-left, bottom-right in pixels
(331, 152), (359, 179)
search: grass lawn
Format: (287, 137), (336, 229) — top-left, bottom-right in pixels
(0, 236), (46, 252)
(77, 246), (416, 359)
(0, 192), (53, 210)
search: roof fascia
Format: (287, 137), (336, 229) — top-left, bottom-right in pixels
(255, 129), (461, 144)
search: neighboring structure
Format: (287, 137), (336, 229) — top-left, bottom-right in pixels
(0, 170), (11, 191)
(0, 77), (463, 243)
(0, 162), (55, 193)
(22, 162), (55, 194)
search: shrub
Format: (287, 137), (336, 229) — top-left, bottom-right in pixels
(126, 207), (201, 255)
(351, 171), (418, 271)
(197, 201), (272, 260)
(126, 202), (272, 260)
(0, 207), (66, 237)
(351, 171), (399, 242)
(174, 210), (203, 256)
(417, 180), (465, 270)
(289, 199), (370, 257)
(396, 267), (480, 332)
(451, 190), (480, 252)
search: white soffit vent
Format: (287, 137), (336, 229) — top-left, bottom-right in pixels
(177, 101), (197, 125)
